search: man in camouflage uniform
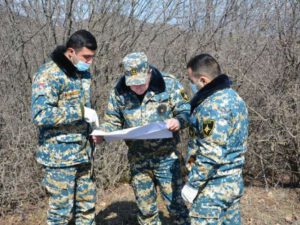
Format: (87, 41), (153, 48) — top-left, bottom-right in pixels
(100, 52), (190, 225)
(32, 30), (99, 225)
(182, 54), (248, 225)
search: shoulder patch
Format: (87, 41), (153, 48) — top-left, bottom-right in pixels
(180, 88), (189, 102)
(203, 119), (215, 137)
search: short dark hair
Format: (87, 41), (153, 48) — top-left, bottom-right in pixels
(187, 54), (221, 79)
(66, 30), (97, 51)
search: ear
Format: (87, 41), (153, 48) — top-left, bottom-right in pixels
(200, 75), (211, 84)
(66, 48), (74, 57)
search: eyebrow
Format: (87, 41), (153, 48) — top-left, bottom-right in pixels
(82, 54), (95, 57)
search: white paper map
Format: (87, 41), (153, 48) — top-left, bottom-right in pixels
(90, 121), (173, 142)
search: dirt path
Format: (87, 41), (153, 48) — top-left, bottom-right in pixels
(1, 184), (299, 225)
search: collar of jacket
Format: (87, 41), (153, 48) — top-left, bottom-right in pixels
(190, 74), (232, 114)
(51, 45), (83, 77)
(115, 65), (166, 95)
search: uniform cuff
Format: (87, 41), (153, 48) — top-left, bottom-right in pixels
(175, 116), (185, 129)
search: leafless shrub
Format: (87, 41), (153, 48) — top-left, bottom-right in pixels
(0, 0), (299, 215)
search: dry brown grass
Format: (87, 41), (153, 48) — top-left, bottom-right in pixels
(1, 184), (299, 225)
(242, 187), (300, 225)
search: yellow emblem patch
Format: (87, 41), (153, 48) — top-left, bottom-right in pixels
(131, 68), (138, 76)
(180, 88), (189, 102)
(203, 119), (215, 137)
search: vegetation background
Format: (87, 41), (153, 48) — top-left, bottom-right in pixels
(0, 0), (299, 222)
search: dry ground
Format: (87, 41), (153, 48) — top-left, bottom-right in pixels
(1, 184), (299, 225)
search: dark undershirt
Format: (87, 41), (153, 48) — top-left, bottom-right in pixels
(136, 92), (146, 103)
(129, 88), (147, 103)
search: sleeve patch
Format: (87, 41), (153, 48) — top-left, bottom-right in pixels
(180, 88), (189, 102)
(203, 119), (215, 137)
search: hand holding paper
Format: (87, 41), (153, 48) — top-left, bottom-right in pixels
(91, 122), (173, 142)
(165, 118), (180, 132)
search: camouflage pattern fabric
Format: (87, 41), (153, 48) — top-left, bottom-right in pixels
(189, 175), (243, 225)
(100, 65), (191, 225)
(131, 152), (189, 225)
(42, 163), (96, 225)
(123, 52), (149, 86)
(187, 75), (248, 224)
(32, 46), (96, 224)
(32, 54), (92, 167)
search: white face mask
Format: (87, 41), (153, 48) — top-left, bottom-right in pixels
(72, 51), (91, 71)
(75, 60), (90, 71)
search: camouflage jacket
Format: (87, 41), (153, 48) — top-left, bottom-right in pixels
(31, 46), (93, 167)
(100, 66), (190, 157)
(187, 74), (248, 189)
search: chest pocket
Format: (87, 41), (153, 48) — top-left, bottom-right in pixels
(146, 92), (172, 121)
(59, 89), (81, 106)
(121, 98), (141, 127)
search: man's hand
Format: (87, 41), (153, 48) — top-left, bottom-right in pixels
(91, 135), (103, 144)
(181, 183), (198, 204)
(165, 118), (180, 132)
(84, 107), (99, 127)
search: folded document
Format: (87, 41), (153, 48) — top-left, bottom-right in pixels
(91, 121), (173, 142)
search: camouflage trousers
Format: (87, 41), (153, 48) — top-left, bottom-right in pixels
(130, 152), (190, 225)
(189, 174), (243, 225)
(42, 163), (96, 225)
